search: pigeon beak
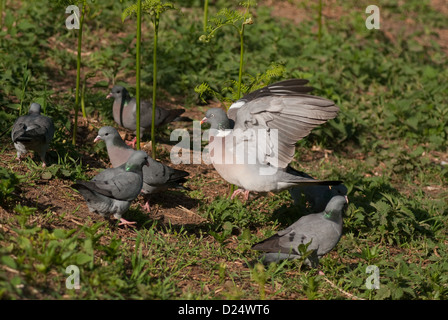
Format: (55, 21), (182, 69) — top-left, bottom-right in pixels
(344, 195), (349, 203)
(106, 93), (112, 99)
(94, 135), (101, 143)
(200, 117), (207, 125)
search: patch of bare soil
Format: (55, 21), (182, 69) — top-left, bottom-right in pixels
(263, 0), (310, 24)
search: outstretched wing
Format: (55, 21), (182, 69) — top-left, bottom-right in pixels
(229, 79), (339, 168)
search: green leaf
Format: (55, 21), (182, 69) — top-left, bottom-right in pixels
(222, 221), (233, 231)
(41, 171), (53, 180)
(76, 253), (93, 265)
(1, 255), (17, 270)
(61, 169), (72, 178)
(121, 3), (137, 22)
(53, 229), (67, 239)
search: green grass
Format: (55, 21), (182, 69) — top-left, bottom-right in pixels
(1, 0), (448, 300)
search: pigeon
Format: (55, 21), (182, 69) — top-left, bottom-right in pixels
(94, 126), (189, 211)
(107, 85), (192, 147)
(11, 102), (55, 167)
(71, 150), (149, 226)
(252, 195), (348, 267)
(287, 168), (348, 212)
(200, 79), (342, 200)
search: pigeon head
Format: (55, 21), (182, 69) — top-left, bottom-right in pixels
(125, 150), (150, 172)
(201, 108), (230, 130)
(29, 103), (42, 115)
(107, 85), (130, 101)
(323, 195), (348, 220)
(94, 126), (121, 144)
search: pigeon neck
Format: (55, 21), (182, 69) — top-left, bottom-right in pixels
(209, 121), (231, 138)
(122, 91), (131, 104)
(111, 135), (130, 150)
(211, 116), (231, 131)
(125, 163), (142, 172)
(323, 209), (340, 221)
(217, 122), (230, 130)
(117, 95), (130, 127)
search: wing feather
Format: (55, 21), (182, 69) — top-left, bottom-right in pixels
(232, 92), (339, 168)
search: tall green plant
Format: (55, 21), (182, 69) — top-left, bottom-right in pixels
(317, 0), (323, 41)
(17, 65), (31, 116)
(122, 0), (143, 150)
(57, 0), (92, 145)
(199, 1), (255, 102)
(81, 71), (95, 118)
(197, 1), (258, 198)
(0, 0), (4, 29)
(122, 0), (177, 156)
(203, 0), (209, 32)
(72, 2), (85, 145)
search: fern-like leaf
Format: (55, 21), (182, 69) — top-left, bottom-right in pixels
(194, 82), (223, 103)
(122, 3), (138, 22)
(249, 62), (286, 92)
(122, 0), (177, 22)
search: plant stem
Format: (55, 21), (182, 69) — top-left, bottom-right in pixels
(0, 0), (3, 29)
(135, 0), (142, 151)
(151, 14), (159, 158)
(203, 0), (209, 32)
(72, 2), (85, 146)
(317, 0), (323, 42)
(43, 84), (48, 114)
(237, 28), (244, 101)
(231, 14), (249, 198)
(19, 66), (30, 116)
(81, 77), (87, 118)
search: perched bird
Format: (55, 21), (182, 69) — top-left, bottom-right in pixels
(71, 150), (149, 226)
(200, 79), (342, 200)
(252, 195), (348, 267)
(11, 102), (55, 167)
(106, 85), (191, 147)
(94, 126), (189, 211)
(288, 169), (348, 212)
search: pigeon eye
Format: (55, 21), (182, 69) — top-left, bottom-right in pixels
(105, 133), (109, 136)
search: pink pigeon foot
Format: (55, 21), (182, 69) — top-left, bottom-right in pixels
(118, 218), (137, 227)
(142, 201), (151, 213)
(230, 188), (250, 201)
(126, 137), (137, 148)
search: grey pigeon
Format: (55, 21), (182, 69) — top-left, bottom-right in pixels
(94, 126), (189, 211)
(287, 167), (348, 212)
(71, 150), (149, 226)
(252, 195), (348, 267)
(11, 103), (55, 167)
(200, 79), (342, 200)
(107, 85), (192, 147)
